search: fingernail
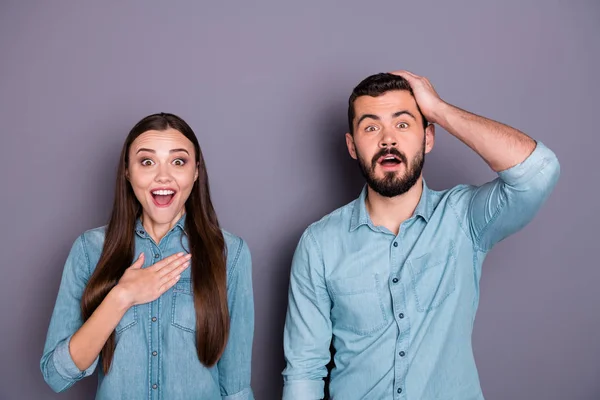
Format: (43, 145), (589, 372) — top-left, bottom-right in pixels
(185, 254), (192, 259)
(177, 252), (184, 257)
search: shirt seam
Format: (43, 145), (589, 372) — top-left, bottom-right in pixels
(79, 234), (92, 277)
(227, 237), (245, 281)
(305, 227), (329, 298)
(447, 190), (477, 245)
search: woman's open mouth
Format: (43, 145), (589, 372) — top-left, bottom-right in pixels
(150, 188), (177, 208)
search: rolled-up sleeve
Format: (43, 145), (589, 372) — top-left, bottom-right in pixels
(40, 235), (98, 392)
(466, 141), (561, 251)
(282, 228), (331, 400)
(218, 238), (255, 400)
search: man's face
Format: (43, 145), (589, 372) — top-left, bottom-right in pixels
(346, 90), (435, 197)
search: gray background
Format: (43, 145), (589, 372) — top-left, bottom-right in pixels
(0, 1), (598, 399)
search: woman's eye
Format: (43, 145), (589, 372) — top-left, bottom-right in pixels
(173, 159), (186, 166)
(141, 159), (154, 166)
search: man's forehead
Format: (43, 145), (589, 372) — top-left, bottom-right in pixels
(354, 90), (417, 112)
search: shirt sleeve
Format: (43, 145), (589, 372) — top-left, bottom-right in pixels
(464, 141), (561, 251)
(218, 238), (255, 400)
(40, 235), (99, 393)
(282, 228), (332, 400)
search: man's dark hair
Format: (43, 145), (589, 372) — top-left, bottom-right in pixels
(348, 73), (428, 135)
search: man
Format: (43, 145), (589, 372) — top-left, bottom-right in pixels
(282, 71), (560, 399)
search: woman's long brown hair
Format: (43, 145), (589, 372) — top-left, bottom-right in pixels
(81, 113), (228, 373)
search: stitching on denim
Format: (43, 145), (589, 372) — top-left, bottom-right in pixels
(79, 234), (92, 277)
(408, 241), (457, 312)
(147, 299), (152, 400)
(447, 186), (476, 244)
(171, 291), (195, 333)
(329, 273), (388, 335)
(306, 228), (331, 299)
(227, 236), (245, 282)
(171, 278), (195, 333)
(157, 294), (162, 399)
(116, 305), (137, 334)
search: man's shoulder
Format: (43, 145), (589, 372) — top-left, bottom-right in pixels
(429, 182), (479, 212)
(303, 198), (357, 241)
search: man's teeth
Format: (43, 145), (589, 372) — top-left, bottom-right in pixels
(152, 190), (175, 195)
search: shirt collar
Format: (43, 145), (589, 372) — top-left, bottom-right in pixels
(349, 179), (433, 232)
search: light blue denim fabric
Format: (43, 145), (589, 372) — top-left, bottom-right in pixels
(41, 215), (254, 400)
(283, 142), (560, 399)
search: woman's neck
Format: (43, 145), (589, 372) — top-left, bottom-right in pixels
(141, 208), (185, 243)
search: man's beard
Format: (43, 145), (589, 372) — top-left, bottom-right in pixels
(356, 140), (425, 198)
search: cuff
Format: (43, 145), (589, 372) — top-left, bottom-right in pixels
(282, 379), (325, 400)
(52, 335), (98, 380)
(498, 141), (559, 187)
(222, 387), (254, 400)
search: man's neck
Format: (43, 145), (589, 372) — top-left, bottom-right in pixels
(365, 177), (424, 235)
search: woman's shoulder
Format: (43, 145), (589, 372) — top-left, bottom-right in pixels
(74, 225), (107, 262)
(222, 230), (251, 274)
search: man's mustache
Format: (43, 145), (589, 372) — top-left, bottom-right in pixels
(371, 148), (408, 169)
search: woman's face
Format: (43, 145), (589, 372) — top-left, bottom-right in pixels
(127, 128), (198, 226)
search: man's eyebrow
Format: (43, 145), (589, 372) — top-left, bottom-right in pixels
(392, 110), (417, 121)
(356, 114), (380, 126)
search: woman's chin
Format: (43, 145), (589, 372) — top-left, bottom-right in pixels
(142, 205), (184, 226)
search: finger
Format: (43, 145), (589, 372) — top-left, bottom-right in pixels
(159, 254), (192, 277)
(389, 69), (409, 77)
(159, 274), (182, 294)
(160, 260), (191, 284)
(129, 252), (145, 269)
(148, 252), (186, 271)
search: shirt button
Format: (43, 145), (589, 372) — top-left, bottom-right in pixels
(152, 351), (157, 356)
(152, 317), (157, 322)
(399, 351), (406, 357)
(392, 278), (399, 283)
(397, 387), (402, 394)
(154, 253), (159, 258)
(399, 313), (404, 319)
(138, 230), (144, 235)
(152, 384), (158, 389)
(393, 242), (399, 247)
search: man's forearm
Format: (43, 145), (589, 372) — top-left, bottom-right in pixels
(433, 101), (536, 172)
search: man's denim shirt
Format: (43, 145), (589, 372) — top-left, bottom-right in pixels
(283, 142), (560, 400)
(41, 216), (254, 400)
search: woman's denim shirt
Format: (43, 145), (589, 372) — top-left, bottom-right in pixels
(41, 217), (254, 400)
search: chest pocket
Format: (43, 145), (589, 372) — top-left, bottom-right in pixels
(171, 278), (196, 333)
(407, 242), (457, 312)
(116, 306), (137, 334)
(328, 273), (388, 336)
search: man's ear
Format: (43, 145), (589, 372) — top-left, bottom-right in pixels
(424, 124), (435, 154)
(346, 133), (358, 160)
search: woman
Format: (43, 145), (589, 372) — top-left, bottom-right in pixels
(41, 113), (254, 399)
